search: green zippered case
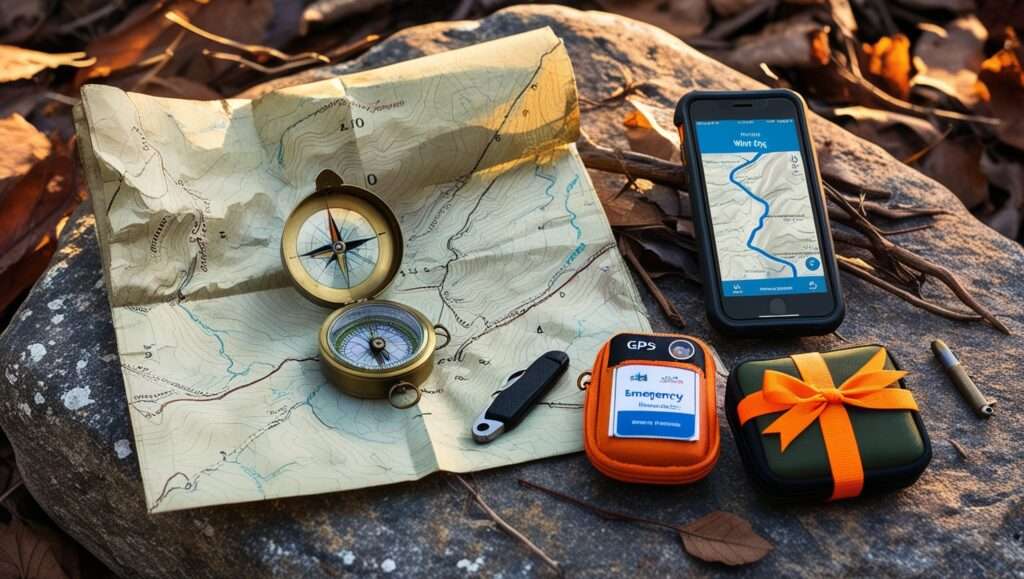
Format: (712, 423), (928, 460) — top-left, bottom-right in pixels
(725, 344), (931, 501)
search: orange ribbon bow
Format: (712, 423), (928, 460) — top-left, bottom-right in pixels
(737, 348), (918, 500)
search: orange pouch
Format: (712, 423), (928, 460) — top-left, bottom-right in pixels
(582, 333), (720, 484)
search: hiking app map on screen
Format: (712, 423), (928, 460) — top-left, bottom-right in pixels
(695, 118), (826, 297)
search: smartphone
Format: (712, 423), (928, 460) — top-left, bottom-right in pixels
(674, 89), (844, 336)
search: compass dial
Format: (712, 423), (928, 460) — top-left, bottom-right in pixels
(326, 303), (427, 371)
(295, 207), (380, 289)
(281, 182), (402, 308)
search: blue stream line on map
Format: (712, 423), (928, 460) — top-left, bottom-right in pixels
(728, 152), (797, 278)
(564, 175), (582, 241)
(178, 304), (251, 379)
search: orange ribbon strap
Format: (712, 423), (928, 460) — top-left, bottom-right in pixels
(737, 348), (917, 500)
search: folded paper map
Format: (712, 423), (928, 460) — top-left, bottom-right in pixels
(74, 27), (649, 512)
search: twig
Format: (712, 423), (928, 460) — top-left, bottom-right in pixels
(131, 30), (185, 92)
(949, 439), (969, 460)
(902, 126), (953, 165)
(579, 64), (643, 111)
(0, 477), (24, 505)
(829, 52), (999, 126)
(451, 0), (477, 20)
(54, 3), (120, 35)
(577, 132), (687, 189)
(165, 10), (329, 64)
(618, 237), (687, 327)
(837, 256), (980, 320)
(827, 184), (1009, 333)
(203, 51), (325, 75)
(452, 475), (562, 576)
(518, 479), (676, 531)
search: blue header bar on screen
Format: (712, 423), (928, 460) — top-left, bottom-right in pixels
(695, 119), (800, 154)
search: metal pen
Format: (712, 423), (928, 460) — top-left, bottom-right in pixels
(931, 340), (994, 418)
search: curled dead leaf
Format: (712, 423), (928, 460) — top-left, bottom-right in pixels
(623, 98), (680, 162)
(0, 114), (50, 190)
(861, 34), (911, 100)
(0, 519), (74, 579)
(911, 16), (988, 107)
(916, 135), (989, 209)
(601, 0), (712, 39)
(831, 105), (944, 162)
(975, 28), (1024, 151)
(678, 511), (774, 566)
(714, 17), (832, 80)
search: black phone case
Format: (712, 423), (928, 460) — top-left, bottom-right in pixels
(674, 89), (844, 336)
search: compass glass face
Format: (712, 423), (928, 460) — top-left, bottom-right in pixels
(327, 303), (426, 371)
(296, 207), (381, 290)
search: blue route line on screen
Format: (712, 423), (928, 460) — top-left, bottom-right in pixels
(728, 152), (797, 277)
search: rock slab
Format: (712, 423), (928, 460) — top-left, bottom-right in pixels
(1, 5), (1022, 577)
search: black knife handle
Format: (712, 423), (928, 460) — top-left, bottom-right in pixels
(485, 351), (569, 430)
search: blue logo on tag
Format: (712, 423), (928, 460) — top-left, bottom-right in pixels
(630, 372), (648, 382)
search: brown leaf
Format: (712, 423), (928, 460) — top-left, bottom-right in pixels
(73, 0), (276, 88)
(895, 0), (975, 12)
(73, 0), (204, 86)
(602, 0), (712, 39)
(137, 76), (222, 100)
(861, 34), (912, 99)
(678, 511), (774, 566)
(916, 136), (988, 208)
(623, 98), (680, 162)
(595, 178), (665, 228)
(831, 105), (943, 161)
(910, 16), (988, 107)
(0, 114), (50, 192)
(976, 28), (1024, 151)
(0, 132), (82, 312)
(0, 0), (48, 44)
(716, 16), (831, 79)
(0, 520), (72, 579)
(709, 0), (764, 18)
(980, 151), (1024, 238)
(0, 46), (95, 84)
(621, 226), (700, 281)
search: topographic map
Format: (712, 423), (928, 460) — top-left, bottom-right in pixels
(696, 119), (826, 296)
(74, 28), (649, 512)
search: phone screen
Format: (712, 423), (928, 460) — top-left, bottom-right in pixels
(693, 118), (826, 298)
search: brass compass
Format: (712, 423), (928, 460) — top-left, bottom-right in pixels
(281, 170), (449, 408)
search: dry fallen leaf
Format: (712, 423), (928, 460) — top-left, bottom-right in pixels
(621, 226), (700, 281)
(716, 16), (831, 80)
(601, 0), (712, 39)
(980, 151), (1024, 238)
(916, 135), (989, 209)
(832, 105), (944, 161)
(861, 33), (912, 100)
(0, 46), (95, 84)
(976, 28), (1024, 151)
(709, 0), (764, 18)
(623, 98), (680, 162)
(0, 114), (50, 192)
(0, 520), (72, 579)
(0, 0), (48, 45)
(679, 511), (774, 566)
(911, 16), (988, 107)
(0, 134), (82, 313)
